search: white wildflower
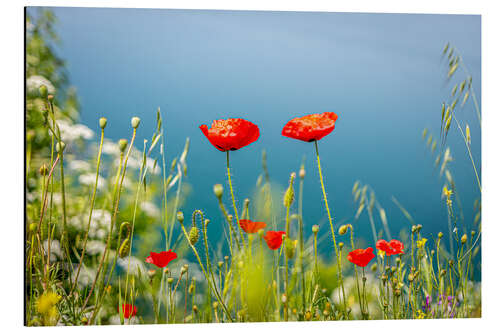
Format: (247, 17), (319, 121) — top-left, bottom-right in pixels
(78, 173), (107, 190)
(68, 160), (91, 172)
(140, 201), (160, 218)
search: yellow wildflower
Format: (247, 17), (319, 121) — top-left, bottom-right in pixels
(417, 238), (428, 249)
(36, 292), (60, 315)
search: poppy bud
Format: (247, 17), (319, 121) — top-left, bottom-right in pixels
(224, 256), (229, 261)
(438, 232), (443, 239)
(461, 234), (467, 244)
(167, 277), (174, 285)
(81, 317), (88, 325)
(440, 269), (447, 277)
(312, 225), (319, 234)
(118, 139), (128, 152)
(408, 274), (414, 282)
(431, 250), (435, 256)
(176, 211), (184, 224)
(39, 85), (48, 98)
(213, 184), (223, 199)
(47, 94), (54, 101)
(381, 274), (388, 281)
(258, 229), (264, 237)
(188, 282), (195, 294)
(56, 141), (66, 153)
(338, 225), (348, 235)
(192, 305), (198, 313)
(39, 164), (49, 176)
(411, 225), (417, 233)
(391, 267), (396, 274)
(362, 276), (367, 283)
(370, 263), (377, 272)
(147, 269), (156, 279)
(29, 222), (37, 233)
(213, 301), (218, 309)
(218, 261), (224, 269)
(281, 294), (287, 304)
(164, 267), (169, 275)
(339, 242), (344, 250)
(283, 173), (296, 207)
(394, 289), (401, 297)
(99, 117), (107, 129)
(416, 224), (422, 232)
(471, 230), (476, 237)
(118, 238), (130, 258)
(188, 227), (199, 245)
(180, 265), (187, 274)
(131, 116), (141, 129)
(323, 310), (329, 316)
(449, 260), (454, 267)
(204, 219), (211, 227)
(299, 165), (305, 179)
(395, 257), (401, 265)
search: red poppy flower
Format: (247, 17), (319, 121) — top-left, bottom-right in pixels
(281, 112), (339, 142)
(118, 304), (137, 319)
(145, 250), (177, 268)
(239, 219), (267, 234)
(199, 118), (260, 152)
(263, 231), (286, 250)
(388, 239), (404, 255)
(376, 239), (404, 256)
(347, 247), (375, 267)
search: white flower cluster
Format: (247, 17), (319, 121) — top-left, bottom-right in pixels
(56, 120), (94, 143)
(26, 75), (55, 95)
(69, 209), (111, 239)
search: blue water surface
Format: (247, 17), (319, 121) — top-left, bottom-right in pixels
(30, 7), (481, 260)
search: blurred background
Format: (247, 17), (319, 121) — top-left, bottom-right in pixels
(26, 6), (481, 264)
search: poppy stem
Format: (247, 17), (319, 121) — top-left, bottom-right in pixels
(314, 140), (347, 316)
(226, 151), (245, 248)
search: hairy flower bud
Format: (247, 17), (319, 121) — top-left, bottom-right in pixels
(118, 139), (128, 152)
(339, 242), (344, 250)
(299, 165), (306, 179)
(338, 225), (348, 235)
(438, 232), (443, 239)
(99, 117), (107, 129)
(39, 85), (48, 98)
(312, 225), (319, 234)
(56, 141), (66, 153)
(188, 226), (199, 245)
(285, 238), (297, 259)
(118, 239), (130, 258)
(176, 211), (184, 224)
(213, 184), (223, 199)
(461, 234), (468, 244)
(39, 164), (49, 176)
(370, 263), (377, 272)
(167, 277), (174, 284)
(131, 116), (141, 129)
(218, 261), (224, 269)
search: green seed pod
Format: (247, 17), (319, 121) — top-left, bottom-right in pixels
(167, 277), (174, 284)
(224, 256), (229, 261)
(257, 229), (264, 237)
(339, 242), (344, 250)
(461, 234), (468, 244)
(283, 172), (296, 207)
(218, 261), (224, 269)
(213, 301), (218, 309)
(188, 283), (195, 294)
(56, 141), (66, 153)
(213, 184), (223, 199)
(370, 263), (377, 272)
(312, 225), (319, 234)
(176, 211), (184, 224)
(118, 139), (128, 152)
(97, 117), (107, 129)
(471, 230), (476, 237)
(338, 225), (348, 235)
(131, 116), (141, 129)
(39, 85), (48, 98)
(188, 226), (199, 245)
(39, 164), (49, 176)
(438, 232), (443, 239)
(118, 238), (130, 258)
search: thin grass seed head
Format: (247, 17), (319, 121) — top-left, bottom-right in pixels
(283, 172), (296, 207)
(422, 128), (428, 140)
(466, 124), (471, 144)
(451, 84), (457, 97)
(460, 80), (466, 94)
(118, 239), (130, 258)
